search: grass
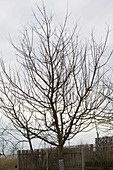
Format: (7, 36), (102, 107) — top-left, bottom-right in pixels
(0, 156), (16, 170)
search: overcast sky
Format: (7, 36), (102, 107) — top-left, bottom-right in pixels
(0, 0), (113, 144)
(0, 0), (113, 58)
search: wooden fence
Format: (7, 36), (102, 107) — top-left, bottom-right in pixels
(17, 145), (113, 170)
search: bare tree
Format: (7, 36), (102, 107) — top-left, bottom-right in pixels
(0, 5), (112, 170)
(0, 118), (32, 156)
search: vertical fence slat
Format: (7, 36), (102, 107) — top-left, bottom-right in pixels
(81, 147), (85, 170)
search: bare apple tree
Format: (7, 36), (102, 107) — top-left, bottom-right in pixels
(0, 5), (112, 170)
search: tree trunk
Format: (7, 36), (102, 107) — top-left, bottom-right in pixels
(58, 146), (64, 170)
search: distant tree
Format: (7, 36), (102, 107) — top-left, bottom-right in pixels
(0, 118), (30, 156)
(0, 5), (112, 170)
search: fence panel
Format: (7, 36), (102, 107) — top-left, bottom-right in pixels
(84, 145), (113, 170)
(64, 147), (81, 170)
(17, 145), (113, 170)
(17, 147), (82, 170)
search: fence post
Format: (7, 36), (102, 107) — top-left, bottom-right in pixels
(81, 147), (85, 170)
(17, 150), (20, 170)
